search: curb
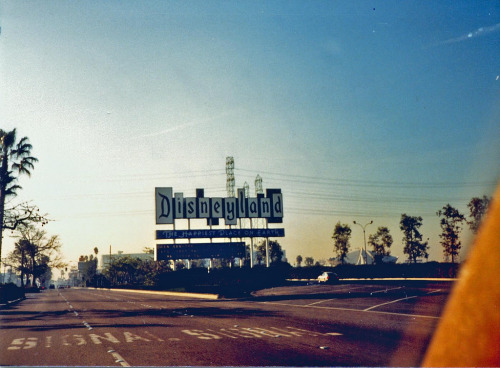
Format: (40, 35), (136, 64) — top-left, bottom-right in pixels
(92, 287), (220, 300)
(287, 278), (458, 282)
(0, 296), (26, 308)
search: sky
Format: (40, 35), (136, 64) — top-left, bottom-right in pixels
(1, 1), (499, 269)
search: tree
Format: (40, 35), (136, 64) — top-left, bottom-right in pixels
(257, 240), (284, 265)
(296, 255), (303, 267)
(78, 248), (100, 286)
(7, 225), (65, 287)
(8, 239), (31, 288)
(467, 196), (491, 234)
(256, 246), (264, 265)
(103, 256), (140, 286)
(143, 247), (154, 254)
(437, 204), (465, 264)
(3, 201), (49, 234)
(79, 255), (97, 286)
(332, 222), (352, 264)
(368, 226), (393, 264)
(137, 259), (171, 287)
(38, 256), (52, 286)
(101, 256), (170, 288)
(400, 214), (429, 263)
(0, 129), (39, 263)
(304, 257), (314, 267)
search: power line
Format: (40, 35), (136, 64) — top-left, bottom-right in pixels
(235, 168), (496, 189)
(63, 169), (226, 183)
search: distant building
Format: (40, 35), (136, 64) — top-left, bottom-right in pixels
(68, 268), (80, 287)
(1, 268), (21, 286)
(78, 260), (91, 274)
(342, 248), (398, 265)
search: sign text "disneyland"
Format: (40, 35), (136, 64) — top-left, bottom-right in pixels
(155, 187), (283, 226)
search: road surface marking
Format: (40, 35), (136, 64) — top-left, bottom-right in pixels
(228, 328), (263, 338)
(123, 332), (150, 343)
(286, 327), (316, 336)
(83, 321), (93, 330)
(62, 335), (87, 346)
(207, 328), (239, 339)
(182, 329), (222, 340)
(3, 325), (343, 352)
(364, 289), (441, 311)
(364, 296), (419, 311)
(369, 286), (404, 295)
(249, 327), (291, 337)
(108, 349), (130, 367)
(90, 333), (121, 345)
(259, 301), (440, 319)
(306, 285), (390, 306)
(143, 331), (165, 342)
(270, 327), (305, 336)
(426, 289), (442, 294)
(307, 298), (336, 306)
(5, 331), (176, 351)
(7, 338), (38, 350)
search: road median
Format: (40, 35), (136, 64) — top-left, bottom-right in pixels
(91, 287), (220, 300)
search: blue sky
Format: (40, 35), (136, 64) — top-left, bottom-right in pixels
(1, 1), (499, 267)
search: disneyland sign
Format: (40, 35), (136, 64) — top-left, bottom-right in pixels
(155, 187), (283, 226)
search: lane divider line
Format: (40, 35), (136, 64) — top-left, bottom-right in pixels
(108, 349), (131, 367)
(364, 296), (418, 311)
(58, 292), (130, 367)
(369, 286), (404, 295)
(364, 289), (442, 311)
(307, 299), (336, 306)
(259, 300), (440, 319)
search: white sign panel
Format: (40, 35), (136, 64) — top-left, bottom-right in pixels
(155, 187), (283, 225)
(155, 187), (173, 224)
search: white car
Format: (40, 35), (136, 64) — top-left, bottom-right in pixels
(317, 272), (339, 284)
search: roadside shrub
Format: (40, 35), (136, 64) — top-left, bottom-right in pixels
(0, 283), (25, 304)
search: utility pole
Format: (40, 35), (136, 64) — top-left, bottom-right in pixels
(353, 220), (373, 265)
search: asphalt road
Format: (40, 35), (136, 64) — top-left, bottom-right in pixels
(0, 280), (452, 366)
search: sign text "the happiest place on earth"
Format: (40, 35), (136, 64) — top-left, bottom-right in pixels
(155, 187), (283, 226)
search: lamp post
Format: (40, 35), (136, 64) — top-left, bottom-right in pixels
(353, 220), (373, 265)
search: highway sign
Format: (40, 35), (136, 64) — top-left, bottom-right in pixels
(156, 242), (246, 260)
(156, 228), (285, 240)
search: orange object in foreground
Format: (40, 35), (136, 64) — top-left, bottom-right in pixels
(423, 184), (500, 367)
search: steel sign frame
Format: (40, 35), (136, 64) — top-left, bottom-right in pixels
(155, 187), (284, 264)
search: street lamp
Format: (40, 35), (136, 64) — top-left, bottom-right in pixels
(353, 220), (373, 265)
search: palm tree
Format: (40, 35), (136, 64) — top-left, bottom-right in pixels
(0, 129), (38, 263)
(296, 255), (303, 267)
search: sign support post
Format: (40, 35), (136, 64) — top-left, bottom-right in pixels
(250, 219), (254, 268)
(172, 221), (176, 271)
(265, 219), (270, 268)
